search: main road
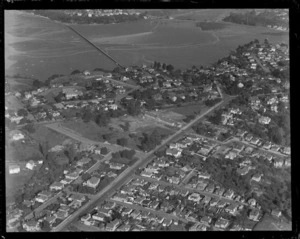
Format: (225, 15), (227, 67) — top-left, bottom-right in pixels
(52, 95), (233, 231)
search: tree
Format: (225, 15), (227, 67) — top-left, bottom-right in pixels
(81, 173), (91, 181)
(126, 100), (141, 116)
(32, 79), (43, 88)
(95, 112), (109, 127)
(100, 147), (109, 155)
(22, 123), (35, 133)
(162, 63), (166, 70)
(17, 108), (28, 117)
(166, 64), (174, 72)
(71, 70), (81, 75)
(117, 138), (128, 147)
(82, 110), (93, 123)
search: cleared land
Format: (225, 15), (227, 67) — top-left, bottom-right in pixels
(170, 103), (209, 117)
(253, 214), (292, 231)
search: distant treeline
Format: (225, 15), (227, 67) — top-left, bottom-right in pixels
(29, 10), (146, 24)
(223, 10), (288, 28)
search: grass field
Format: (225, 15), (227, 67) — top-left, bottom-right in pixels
(170, 103), (208, 117)
(6, 168), (35, 204)
(62, 120), (112, 142)
(196, 22), (228, 31)
(30, 125), (69, 148)
(253, 214), (292, 231)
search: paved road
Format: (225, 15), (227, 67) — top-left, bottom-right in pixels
(52, 91), (235, 231)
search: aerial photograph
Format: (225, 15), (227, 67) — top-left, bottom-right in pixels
(5, 9), (291, 232)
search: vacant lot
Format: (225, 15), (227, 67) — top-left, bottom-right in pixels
(6, 167), (35, 204)
(253, 214), (292, 231)
(30, 124), (69, 148)
(171, 103), (208, 117)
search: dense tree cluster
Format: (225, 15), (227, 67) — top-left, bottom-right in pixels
(223, 10), (288, 28)
(31, 10), (146, 25)
(139, 128), (166, 152)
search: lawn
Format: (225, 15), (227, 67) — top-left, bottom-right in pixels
(253, 214), (292, 231)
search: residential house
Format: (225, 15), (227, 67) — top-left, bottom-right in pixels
(200, 216), (212, 225)
(60, 178), (73, 185)
(205, 184), (215, 193)
(11, 132), (25, 141)
(202, 196), (211, 205)
(273, 157), (284, 168)
(263, 141), (272, 149)
(198, 171), (211, 179)
(92, 212), (107, 222)
(216, 200), (227, 208)
(166, 148), (182, 158)
(26, 160), (36, 170)
(248, 198), (257, 207)
(50, 182), (64, 191)
(23, 220), (40, 232)
(188, 193), (202, 203)
(35, 191), (52, 203)
(117, 224), (131, 231)
(162, 218), (173, 227)
(282, 147), (291, 155)
(68, 194), (85, 203)
(225, 204), (239, 214)
(259, 116), (271, 125)
(109, 162), (125, 170)
(214, 217), (230, 229)
(81, 214), (91, 222)
(225, 151), (237, 160)
(8, 164), (20, 174)
(237, 166), (250, 176)
(248, 209), (260, 221)
(45, 215), (57, 225)
(102, 201), (116, 210)
(271, 209), (282, 218)
(169, 176), (180, 184)
(55, 210), (69, 219)
(113, 193), (128, 203)
(76, 157), (91, 167)
(252, 174), (263, 182)
(223, 190), (235, 199)
(141, 170), (152, 178)
(284, 158), (291, 167)
(121, 208), (133, 216)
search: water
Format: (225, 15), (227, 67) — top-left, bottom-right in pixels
(5, 10), (288, 81)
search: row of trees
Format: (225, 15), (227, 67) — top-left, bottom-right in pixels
(153, 61), (174, 72)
